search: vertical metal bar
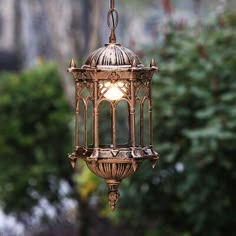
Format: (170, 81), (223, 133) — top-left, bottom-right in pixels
(140, 102), (144, 146)
(110, 103), (113, 146)
(84, 101), (88, 148)
(94, 79), (99, 148)
(149, 103), (153, 146)
(149, 85), (153, 147)
(75, 83), (79, 148)
(75, 99), (79, 147)
(112, 103), (117, 148)
(128, 107), (131, 146)
(130, 79), (136, 147)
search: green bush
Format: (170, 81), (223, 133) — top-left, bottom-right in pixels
(103, 15), (236, 236)
(0, 64), (72, 214)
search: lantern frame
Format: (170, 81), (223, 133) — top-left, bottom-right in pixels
(67, 0), (159, 210)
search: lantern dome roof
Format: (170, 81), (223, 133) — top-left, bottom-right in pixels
(83, 43), (143, 69)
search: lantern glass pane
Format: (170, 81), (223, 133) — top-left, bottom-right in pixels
(81, 86), (90, 98)
(79, 99), (85, 146)
(104, 82), (124, 100)
(99, 101), (112, 147)
(135, 101), (141, 146)
(87, 100), (93, 147)
(137, 85), (145, 98)
(116, 101), (129, 146)
(143, 100), (149, 146)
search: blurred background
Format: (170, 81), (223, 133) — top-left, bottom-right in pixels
(0, 0), (235, 235)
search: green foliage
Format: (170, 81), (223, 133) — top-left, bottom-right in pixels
(93, 14), (236, 236)
(74, 162), (102, 201)
(0, 64), (72, 214)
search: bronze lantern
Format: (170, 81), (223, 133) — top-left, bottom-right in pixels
(68, 0), (159, 211)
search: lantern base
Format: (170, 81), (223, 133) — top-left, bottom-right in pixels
(85, 158), (140, 181)
(85, 158), (142, 210)
(68, 146), (159, 210)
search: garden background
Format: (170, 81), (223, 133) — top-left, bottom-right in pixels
(0, 0), (235, 235)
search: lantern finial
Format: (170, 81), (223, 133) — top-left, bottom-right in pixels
(150, 58), (158, 70)
(107, 180), (120, 211)
(151, 159), (158, 169)
(68, 153), (77, 168)
(69, 58), (76, 68)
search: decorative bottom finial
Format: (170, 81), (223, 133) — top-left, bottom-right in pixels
(68, 153), (77, 168)
(106, 180), (120, 211)
(151, 159), (158, 169)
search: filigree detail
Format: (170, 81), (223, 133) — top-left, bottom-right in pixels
(76, 82), (93, 99)
(81, 72), (87, 80)
(108, 191), (119, 211)
(107, 181), (120, 211)
(98, 80), (130, 100)
(108, 71), (120, 81)
(86, 160), (135, 180)
(134, 79), (150, 102)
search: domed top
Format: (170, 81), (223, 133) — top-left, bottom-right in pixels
(83, 43), (143, 70)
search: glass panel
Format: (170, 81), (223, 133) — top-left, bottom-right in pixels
(137, 85), (145, 99)
(143, 100), (150, 146)
(80, 87), (90, 99)
(78, 99), (85, 146)
(99, 101), (112, 147)
(87, 100), (93, 148)
(135, 101), (141, 146)
(116, 101), (129, 147)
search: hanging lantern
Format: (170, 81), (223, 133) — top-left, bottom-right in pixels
(68, 0), (159, 211)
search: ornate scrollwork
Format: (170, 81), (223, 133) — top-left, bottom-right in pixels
(98, 79), (130, 101)
(76, 81), (93, 99)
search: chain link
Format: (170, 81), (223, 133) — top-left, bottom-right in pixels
(107, 0), (119, 43)
(107, 9), (118, 30)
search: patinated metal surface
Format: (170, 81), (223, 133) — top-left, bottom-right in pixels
(84, 43), (143, 68)
(67, 0), (159, 211)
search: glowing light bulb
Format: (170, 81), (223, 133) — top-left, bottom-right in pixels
(103, 82), (125, 101)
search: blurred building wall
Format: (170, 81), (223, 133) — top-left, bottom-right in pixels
(0, 0), (19, 71)
(0, 0), (234, 72)
(0, 0), (15, 50)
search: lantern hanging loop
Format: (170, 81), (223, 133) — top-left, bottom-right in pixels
(107, 0), (119, 43)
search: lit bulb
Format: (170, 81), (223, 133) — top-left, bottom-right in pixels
(102, 82), (125, 101)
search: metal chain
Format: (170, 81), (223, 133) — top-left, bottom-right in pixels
(107, 0), (119, 43)
(110, 0), (115, 9)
